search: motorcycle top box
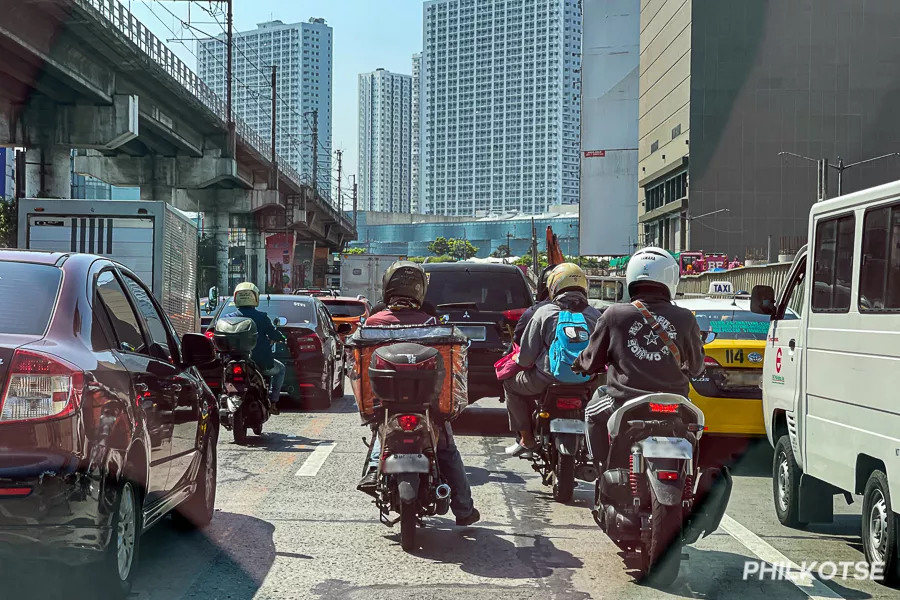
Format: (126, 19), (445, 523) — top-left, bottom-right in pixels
(213, 317), (258, 357)
(369, 343), (445, 407)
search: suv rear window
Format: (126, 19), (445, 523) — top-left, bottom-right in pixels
(425, 270), (531, 311)
(0, 262), (62, 335)
(219, 298), (317, 325)
(322, 300), (367, 318)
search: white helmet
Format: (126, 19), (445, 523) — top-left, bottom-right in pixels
(625, 247), (680, 300)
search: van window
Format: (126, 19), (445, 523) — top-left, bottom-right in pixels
(812, 215), (854, 313)
(860, 204), (900, 312)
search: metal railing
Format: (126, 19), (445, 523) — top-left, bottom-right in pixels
(74, 0), (351, 230)
(678, 262), (794, 296)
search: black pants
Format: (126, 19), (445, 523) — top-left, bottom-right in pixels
(584, 390), (622, 471)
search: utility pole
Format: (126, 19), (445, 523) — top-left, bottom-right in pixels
(335, 149), (343, 214)
(506, 231), (513, 257)
(351, 174), (358, 228)
(226, 0), (233, 151)
(270, 65), (278, 190)
(780, 151), (900, 201)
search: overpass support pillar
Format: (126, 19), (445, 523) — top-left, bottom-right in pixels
(211, 211), (231, 295)
(248, 228), (268, 292)
(25, 146), (71, 198)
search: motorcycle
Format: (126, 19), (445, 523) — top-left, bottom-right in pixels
(527, 382), (598, 503)
(365, 342), (453, 552)
(212, 316), (287, 444)
(594, 392), (732, 586)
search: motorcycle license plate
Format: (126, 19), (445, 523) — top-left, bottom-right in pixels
(383, 453), (430, 474)
(225, 383), (238, 394)
(550, 418), (586, 434)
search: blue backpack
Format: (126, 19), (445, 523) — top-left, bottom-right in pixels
(548, 309), (591, 383)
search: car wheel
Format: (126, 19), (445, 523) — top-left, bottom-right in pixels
(862, 470), (900, 584)
(331, 361), (345, 400)
(89, 479), (141, 599)
(306, 366), (333, 409)
(773, 435), (806, 528)
(171, 431), (217, 531)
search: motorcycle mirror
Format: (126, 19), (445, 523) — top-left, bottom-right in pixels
(207, 286), (219, 310)
(701, 330), (717, 345)
(273, 316), (288, 327)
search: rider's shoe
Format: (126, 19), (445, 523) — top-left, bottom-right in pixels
(269, 403), (281, 415)
(504, 441), (536, 458)
(357, 470), (378, 496)
(456, 507), (481, 527)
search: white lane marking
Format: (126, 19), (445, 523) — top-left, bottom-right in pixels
(720, 514), (845, 600)
(295, 442), (336, 477)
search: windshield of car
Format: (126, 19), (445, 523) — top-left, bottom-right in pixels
(588, 280), (624, 302)
(220, 298), (317, 325)
(425, 270), (531, 311)
(0, 262), (61, 335)
(692, 309), (796, 341)
(322, 300), (367, 318)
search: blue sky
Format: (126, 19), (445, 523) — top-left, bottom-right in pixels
(129, 0), (424, 184)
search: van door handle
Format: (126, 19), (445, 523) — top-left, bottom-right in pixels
(789, 339), (796, 351)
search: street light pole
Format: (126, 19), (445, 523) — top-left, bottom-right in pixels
(779, 151), (900, 200)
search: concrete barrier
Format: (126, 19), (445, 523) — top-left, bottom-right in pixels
(678, 262), (793, 295)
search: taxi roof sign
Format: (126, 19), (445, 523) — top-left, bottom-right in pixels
(708, 281), (734, 295)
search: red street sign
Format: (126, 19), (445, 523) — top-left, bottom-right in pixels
(583, 150), (606, 158)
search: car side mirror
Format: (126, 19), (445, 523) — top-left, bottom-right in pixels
(750, 285), (776, 316)
(273, 316), (288, 327)
(207, 287), (219, 311)
(181, 333), (217, 367)
(337, 322), (353, 335)
(357, 316), (366, 326)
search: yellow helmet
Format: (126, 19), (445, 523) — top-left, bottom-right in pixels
(546, 263), (588, 298)
(233, 282), (260, 308)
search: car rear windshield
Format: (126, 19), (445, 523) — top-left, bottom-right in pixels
(0, 262), (62, 335)
(425, 270), (531, 311)
(693, 309), (796, 341)
(220, 298), (317, 325)
(323, 301), (367, 318)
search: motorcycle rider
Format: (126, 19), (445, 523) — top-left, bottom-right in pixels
(513, 264), (559, 345)
(225, 282), (288, 415)
(357, 261), (481, 527)
(572, 247), (706, 474)
(503, 263), (602, 457)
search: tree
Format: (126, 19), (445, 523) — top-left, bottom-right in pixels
(448, 238), (479, 259)
(344, 247), (366, 255)
(491, 244), (511, 258)
(428, 236), (450, 256)
(0, 199), (15, 248)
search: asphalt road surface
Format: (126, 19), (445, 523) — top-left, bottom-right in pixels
(6, 385), (896, 599)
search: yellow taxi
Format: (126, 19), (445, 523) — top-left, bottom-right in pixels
(673, 296), (797, 437)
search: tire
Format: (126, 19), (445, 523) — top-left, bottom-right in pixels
(400, 501), (417, 553)
(862, 470), (900, 584)
(232, 407), (248, 445)
(642, 493), (683, 587)
(773, 435), (807, 528)
(89, 480), (141, 599)
(553, 452), (576, 504)
(172, 431), (218, 531)
(331, 362), (344, 399)
(306, 367), (333, 409)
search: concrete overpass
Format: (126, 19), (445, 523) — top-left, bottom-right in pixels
(0, 0), (355, 290)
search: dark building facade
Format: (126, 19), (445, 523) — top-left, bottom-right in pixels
(638, 0), (900, 258)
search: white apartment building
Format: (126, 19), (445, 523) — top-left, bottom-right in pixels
(412, 53), (422, 213)
(421, 0), (582, 216)
(197, 19), (333, 197)
(358, 69), (414, 213)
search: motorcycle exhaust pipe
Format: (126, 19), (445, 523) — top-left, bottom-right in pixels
(435, 484), (451, 500)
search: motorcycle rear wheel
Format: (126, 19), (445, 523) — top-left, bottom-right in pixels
(553, 453), (576, 504)
(233, 407), (248, 445)
(400, 502), (417, 553)
(641, 494), (683, 587)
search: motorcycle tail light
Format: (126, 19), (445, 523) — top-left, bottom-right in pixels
(556, 397), (582, 410)
(0, 350), (84, 423)
(205, 330), (215, 340)
(398, 414), (420, 431)
(231, 364), (244, 382)
(657, 470), (679, 481)
(649, 402), (678, 414)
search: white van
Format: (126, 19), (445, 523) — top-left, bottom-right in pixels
(586, 275), (629, 309)
(750, 180), (900, 579)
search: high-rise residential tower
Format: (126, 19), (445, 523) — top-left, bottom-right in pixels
(411, 53), (422, 213)
(198, 19), (333, 197)
(358, 69), (414, 213)
(421, 0), (582, 216)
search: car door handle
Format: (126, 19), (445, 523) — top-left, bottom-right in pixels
(789, 339), (796, 351)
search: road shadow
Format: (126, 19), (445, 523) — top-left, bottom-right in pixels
(466, 465), (526, 487)
(238, 431), (335, 453)
(701, 436), (773, 477)
(0, 512), (277, 600)
(406, 521), (584, 579)
(453, 406), (515, 437)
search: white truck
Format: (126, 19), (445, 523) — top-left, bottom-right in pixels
(18, 199), (199, 336)
(339, 253), (406, 303)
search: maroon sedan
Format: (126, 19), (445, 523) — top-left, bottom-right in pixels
(0, 250), (219, 598)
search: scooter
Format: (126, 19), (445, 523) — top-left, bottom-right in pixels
(528, 382), (598, 503)
(595, 393), (732, 586)
(212, 316), (286, 444)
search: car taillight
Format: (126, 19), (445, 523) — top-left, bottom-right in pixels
(503, 308), (527, 321)
(0, 487), (32, 497)
(556, 397), (582, 410)
(704, 356), (720, 367)
(296, 333), (321, 352)
(205, 330), (215, 340)
(657, 470), (679, 481)
(231, 364), (244, 382)
(649, 402), (678, 414)
(0, 350), (84, 423)
(398, 414), (420, 431)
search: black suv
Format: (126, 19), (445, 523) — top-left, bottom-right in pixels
(423, 263), (533, 402)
